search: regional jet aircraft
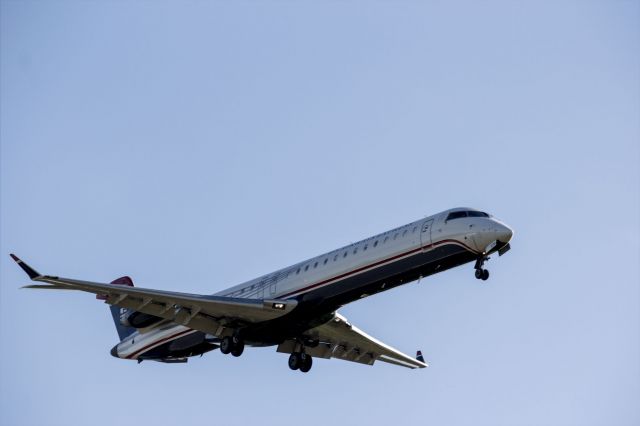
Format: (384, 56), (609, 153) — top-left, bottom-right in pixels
(12, 207), (512, 372)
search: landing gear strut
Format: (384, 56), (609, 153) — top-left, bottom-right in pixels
(474, 256), (490, 281)
(220, 336), (245, 357)
(288, 351), (313, 373)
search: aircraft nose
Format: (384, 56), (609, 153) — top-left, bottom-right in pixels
(110, 344), (119, 358)
(496, 223), (513, 243)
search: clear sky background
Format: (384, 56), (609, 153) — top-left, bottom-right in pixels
(1, 1), (638, 425)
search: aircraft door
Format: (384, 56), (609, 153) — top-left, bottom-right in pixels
(257, 280), (265, 299)
(420, 219), (434, 250)
(266, 276), (277, 298)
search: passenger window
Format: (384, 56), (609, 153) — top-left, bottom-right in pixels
(412, 226), (417, 233)
(314, 262), (318, 268)
(353, 248), (357, 254)
(384, 236), (389, 243)
(374, 240), (378, 247)
(402, 230), (407, 237)
(296, 268), (300, 274)
(334, 254), (338, 261)
(324, 258), (328, 265)
(305, 265), (309, 271)
(364, 244), (368, 251)
(343, 252), (348, 258)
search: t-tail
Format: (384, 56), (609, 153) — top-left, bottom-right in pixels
(97, 276), (137, 340)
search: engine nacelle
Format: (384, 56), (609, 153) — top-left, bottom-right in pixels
(119, 309), (163, 328)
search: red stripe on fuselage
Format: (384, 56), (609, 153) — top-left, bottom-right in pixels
(124, 239), (477, 358)
(125, 329), (196, 360)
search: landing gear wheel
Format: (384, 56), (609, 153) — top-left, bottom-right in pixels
(288, 353), (301, 370)
(220, 336), (232, 354)
(474, 256), (490, 280)
(299, 354), (313, 373)
(481, 269), (490, 281)
(231, 340), (245, 357)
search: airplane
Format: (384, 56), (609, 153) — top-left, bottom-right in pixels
(11, 207), (513, 373)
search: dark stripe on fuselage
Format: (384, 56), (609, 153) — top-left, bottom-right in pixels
(299, 242), (475, 307)
(126, 329), (195, 359)
(239, 241), (478, 345)
(278, 239), (478, 299)
(132, 239), (479, 357)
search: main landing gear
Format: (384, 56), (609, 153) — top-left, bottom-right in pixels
(288, 351), (313, 373)
(474, 256), (490, 281)
(219, 336), (245, 357)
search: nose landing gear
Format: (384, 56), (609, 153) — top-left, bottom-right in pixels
(475, 268), (489, 281)
(474, 256), (490, 281)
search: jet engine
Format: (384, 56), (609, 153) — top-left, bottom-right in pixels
(119, 309), (163, 328)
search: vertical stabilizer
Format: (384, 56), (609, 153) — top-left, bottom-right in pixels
(98, 276), (137, 340)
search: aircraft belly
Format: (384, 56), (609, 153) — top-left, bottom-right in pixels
(238, 242), (477, 345)
(299, 242), (475, 307)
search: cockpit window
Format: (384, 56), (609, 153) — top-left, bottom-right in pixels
(446, 211), (468, 221)
(447, 210), (489, 221)
(467, 211), (489, 218)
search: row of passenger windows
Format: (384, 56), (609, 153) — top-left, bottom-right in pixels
(295, 225), (419, 274)
(228, 223), (424, 296)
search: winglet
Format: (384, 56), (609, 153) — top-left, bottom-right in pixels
(9, 254), (41, 280)
(416, 350), (425, 363)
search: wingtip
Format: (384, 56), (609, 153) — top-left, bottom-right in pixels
(10, 253), (41, 280)
(416, 350), (426, 365)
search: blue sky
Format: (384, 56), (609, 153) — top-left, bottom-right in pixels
(1, 1), (638, 425)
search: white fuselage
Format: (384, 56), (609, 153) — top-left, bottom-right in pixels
(216, 207), (512, 300)
(114, 207), (513, 359)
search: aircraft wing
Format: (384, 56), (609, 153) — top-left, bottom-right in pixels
(11, 254), (296, 335)
(278, 313), (428, 369)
